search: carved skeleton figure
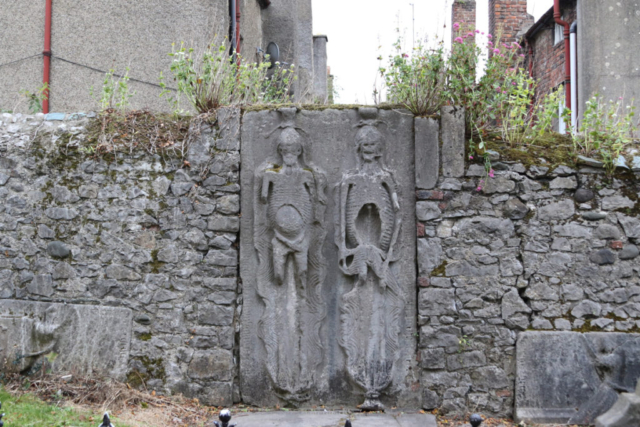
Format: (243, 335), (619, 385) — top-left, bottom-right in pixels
(254, 124), (327, 404)
(336, 123), (405, 411)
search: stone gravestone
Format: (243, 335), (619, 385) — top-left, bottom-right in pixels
(516, 332), (640, 425)
(0, 300), (133, 380)
(240, 107), (418, 409)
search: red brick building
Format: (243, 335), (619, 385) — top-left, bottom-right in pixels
(522, 0), (577, 106)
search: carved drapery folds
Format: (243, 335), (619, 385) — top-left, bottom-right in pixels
(335, 113), (406, 411)
(253, 110), (328, 404)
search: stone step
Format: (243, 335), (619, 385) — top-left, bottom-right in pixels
(229, 411), (437, 427)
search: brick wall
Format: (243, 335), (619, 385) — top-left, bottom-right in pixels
(452, 0), (477, 44)
(489, 0), (529, 45)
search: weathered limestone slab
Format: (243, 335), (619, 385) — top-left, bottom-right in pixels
(231, 411), (436, 427)
(0, 300), (133, 380)
(516, 332), (640, 425)
(415, 117), (439, 189)
(596, 380), (640, 427)
(240, 107), (418, 409)
(440, 106), (465, 178)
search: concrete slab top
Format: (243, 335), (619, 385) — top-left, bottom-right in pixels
(229, 411), (437, 427)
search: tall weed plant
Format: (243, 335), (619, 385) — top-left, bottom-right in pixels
(160, 40), (296, 114)
(91, 68), (135, 112)
(379, 37), (447, 116)
(577, 94), (637, 173)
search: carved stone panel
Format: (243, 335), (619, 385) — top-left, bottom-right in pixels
(516, 332), (640, 425)
(240, 108), (418, 408)
(0, 300), (133, 380)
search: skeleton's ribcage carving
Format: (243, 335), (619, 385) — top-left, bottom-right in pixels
(267, 178), (313, 238)
(345, 177), (394, 252)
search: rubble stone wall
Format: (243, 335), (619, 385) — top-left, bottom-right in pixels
(416, 126), (640, 416)
(0, 110), (242, 406)
(1, 108), (639, 417)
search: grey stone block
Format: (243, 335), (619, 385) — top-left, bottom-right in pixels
(538, 199), (575, 221)
(419, 288), (456, 316)
(188, 349), (233, 381)
(595, 380), (640, 427)
(416, 201), (442, 221)
(415, 117), (440, 189)
(440, 106), (465, 178)
(47, 241), (70, 258)
(575, 188), (595, 203)
(618, 214), (640, 239)
(619, 244), (640, 260)
(0, 300), (132, 380)
(516, 332), (640, 425)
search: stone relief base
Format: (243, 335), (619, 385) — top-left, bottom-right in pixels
(231, 411), (436, 427)
(0, 300), (132, 379)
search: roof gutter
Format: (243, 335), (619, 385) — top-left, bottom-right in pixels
(43, 0), (52, 114)
(554, 0), (571, 110)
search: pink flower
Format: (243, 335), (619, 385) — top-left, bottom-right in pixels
(402, 53), (409, 58)
(519, 54), (526, 57)
(481, 32), (485, 35)
(475, 30), (480, 33)
(513, 42), (522, 49)
(467, 32), (474, 37)
(493, 48), (500, 54)
(496, 87), (501, 92)
(619, 96), (624, 100)
(489, 169), (495, 178)
(469, 155), (474, 160)
(488, 41), (494, 47)
(500, 54), (505, 57)
(476, 186), (483, 191)
(512, 81), (516, 85)
(502, 90), (507, 94)
(454, 37), (464, 43)
(487, 34), (493, 39)
(453, 22), (460, 30)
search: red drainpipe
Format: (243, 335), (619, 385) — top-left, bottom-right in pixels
(43, 0), (52, 114)
(554, 0), (571, 110)
(235, 0), (241, 64)
(527, 41), (534, 78)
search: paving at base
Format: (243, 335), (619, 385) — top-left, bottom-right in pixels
(230, 411), (437, 427)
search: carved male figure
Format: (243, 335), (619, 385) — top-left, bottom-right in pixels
(254, 124), (327, 403)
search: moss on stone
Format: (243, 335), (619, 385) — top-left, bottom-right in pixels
(431, 260), (448, 277)
(126, 356), (165, 388)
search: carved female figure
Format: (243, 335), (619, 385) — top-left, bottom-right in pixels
(254, 126), (327, 403)
(336, 124), (405, 410)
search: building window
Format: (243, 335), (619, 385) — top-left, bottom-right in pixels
(554, 23), (564, 45)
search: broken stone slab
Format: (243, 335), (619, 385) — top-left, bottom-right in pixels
(230, 411), (436, 427)
(516, 332), (640, 425)
(595, 379), (640, 427)
(0, 300), (132, 380)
